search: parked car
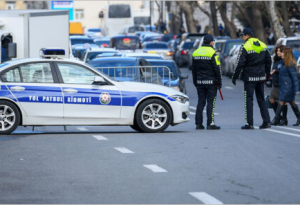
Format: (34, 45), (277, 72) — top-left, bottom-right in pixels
(142, 33), (162, 43)
(175, 40), (195, 67)
(70, 36), (95, 46)
(227, 45), (241, 77)
(122, 25), (146, 35)
(88, 57), (163, 85)
(110, 35), (141, 51)
(272, 37), (300, 61)
(167, 39), (180, 61)
(161, 34), (177, 42)
(147, 59), (188, 94)
(142, 42), (173, 60)
(72, 44), (98, 59)
(122, 53), (164, 60)
(224, 45), (240, 77)
(94, 38), (110, 47)
(218, 39), (244, 75)
(81, 47), (118, 63)
(85, 28), (102, 39)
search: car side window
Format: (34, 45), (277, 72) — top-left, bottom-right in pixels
(2, 67), (21, 82)
(19, 63), (54, 83)
(57, 63), (97, 84)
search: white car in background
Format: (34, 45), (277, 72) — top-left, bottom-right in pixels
(85, 28), (103, 39)
(224, 45), (240, 77)
(81, 47), (118, 63)
(227, 45), (241, 77)
(121, 52), (164, 60)
(142, 42), (173, 60)
(122, 25), (146, 35)
(0, 49), (189, 134)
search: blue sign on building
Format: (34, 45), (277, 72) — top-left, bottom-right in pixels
(51, 1), (74, 20)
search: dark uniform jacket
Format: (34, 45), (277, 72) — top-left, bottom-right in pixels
(192, 44), (222, 87)
(232, 37), (272, 82)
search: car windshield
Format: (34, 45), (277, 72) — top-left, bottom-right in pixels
(108, 5), (131, 18)
(148, 61), (178, 79)
(145, 43), (168, 49)
(128, 26), (145, 33)
(71, 38), (94, 45)
(113, 37), (140, 50)
(86, 51), (118, 62)
(286, 40), (300, 50)
(134, 17), (150, 25)
(183, 42), (194, 49)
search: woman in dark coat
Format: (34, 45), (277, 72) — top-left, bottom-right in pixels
(271, 48), (300, 126)
(270, 45), (286, 125)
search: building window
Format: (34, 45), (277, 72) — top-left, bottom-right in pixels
(6, 1), (15, 10)
(75, 9), (84, 21)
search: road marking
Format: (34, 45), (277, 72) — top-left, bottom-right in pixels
(190, 106), (196, 110)
(77, 127), (88, 131)
(190, 112), (195, 115)
(275, 126), (300, 132)
(254, 126), (300, 138)
(114, 147), (134, 154)
(296, 102), (300, 105)
(225, 86), (233, 89)
(93, 135), (108, 140)
(143, 164), (167, 172)
(189, 192), (223, 204)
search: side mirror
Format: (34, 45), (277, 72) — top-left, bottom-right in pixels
(180, 73), (188, 79)
(8, 43), (17, 58)
(93, 76), (108, 85)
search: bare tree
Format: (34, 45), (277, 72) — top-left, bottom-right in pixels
(264, 1), (285, 41)
(155, 1), (161, 29)
(177, 1), (197, 33)
(234, 2), (267, 43)
(281, 1), (294, 36)
(218, 2), (237, 38)
(210, 2), (219, 36)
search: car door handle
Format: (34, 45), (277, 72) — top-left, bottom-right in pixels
(63, 88), (78, 94)
(10, 86), (25, 91)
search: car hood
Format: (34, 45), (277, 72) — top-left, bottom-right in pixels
(114, 81), (187, 97)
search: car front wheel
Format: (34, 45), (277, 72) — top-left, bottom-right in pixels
(135, 99), (172, 133)
(0, 100), (20, 135)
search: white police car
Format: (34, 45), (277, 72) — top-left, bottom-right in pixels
(0, 49), (190, 134)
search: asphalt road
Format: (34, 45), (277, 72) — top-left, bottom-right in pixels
(1, 67), (300, 204)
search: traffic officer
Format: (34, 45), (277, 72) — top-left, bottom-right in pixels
(192, 34), (222, 130)
(232, 28), (272, 129)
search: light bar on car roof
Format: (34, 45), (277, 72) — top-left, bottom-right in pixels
(40, 48), (65, 59)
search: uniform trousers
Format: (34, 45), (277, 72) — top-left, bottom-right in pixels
(244, 82), (270, 125)
(195, 85), (217, 126)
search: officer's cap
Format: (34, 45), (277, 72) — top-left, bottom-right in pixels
(240, 28), (253, 36)
(203, 34), (214, 43)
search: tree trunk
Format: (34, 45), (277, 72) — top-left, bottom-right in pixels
(155, 1), (161, 29)
(210, 2), (219, 35)
(170, 2), (181, 34)
(231, 3), (236, 23)
(264, 1), (285, 41)
(281, 1), (294, 36)
(252, 2), (267, 43)
(218, 2), (237, 38)
(177, 1), (197, 33)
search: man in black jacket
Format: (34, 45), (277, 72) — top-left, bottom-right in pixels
(192, 34), (222, 130)
(232, 28), (272, 129)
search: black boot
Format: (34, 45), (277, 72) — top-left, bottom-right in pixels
(196, 125), (205, 130)
(271, 104), (284, 126)
(207, 124), (221, 130)
(278, 105), (288, 126)
(241, 124), (254, 129)
(291, 104), (300, 126)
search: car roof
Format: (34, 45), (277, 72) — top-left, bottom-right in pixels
(87, 47), (116, 52)
(144, 42), (168, 45)
(90, 57), (139, 62)
(70, 36), (93, 40)
(111, 35), (139, 39)
(124, 53), (161, 57)
(0, 58), (87, 71)
(146, 59), (174, 63)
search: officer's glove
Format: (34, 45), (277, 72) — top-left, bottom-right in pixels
(232, 77), (236, 85)
(217, 82), (222, 89)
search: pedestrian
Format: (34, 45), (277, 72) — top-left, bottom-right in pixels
(271, 48), (300, 126)
(269, 45), (287, 126)
(192, 34), (222, 130)
(1, 47), (8, 63)
(232, 28), (272, 129)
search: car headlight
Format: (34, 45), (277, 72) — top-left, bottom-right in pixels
(170, 95), (189, 103)
(172, 86), (180, 91)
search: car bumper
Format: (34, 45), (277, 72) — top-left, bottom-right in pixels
(169, 100), (190, 125)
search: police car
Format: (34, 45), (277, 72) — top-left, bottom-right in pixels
(0, 49), (190, 134)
